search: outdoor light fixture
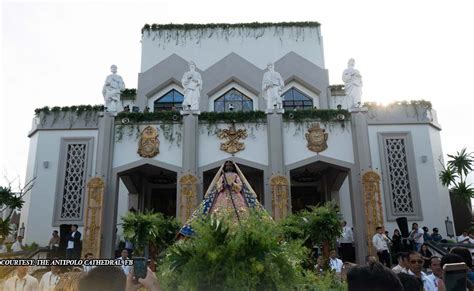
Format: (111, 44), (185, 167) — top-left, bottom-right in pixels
(228, 103), (234, 111)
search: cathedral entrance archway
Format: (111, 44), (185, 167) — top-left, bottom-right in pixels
(118, 163), (177, 217)
(289, 160), (349, 213)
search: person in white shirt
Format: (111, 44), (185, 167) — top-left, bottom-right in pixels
(328, 250), (343, 273)
(39, 265), (61, 291)
(409, 223), (424, 251)
(116, 249), (131, 275)
(425, 256), (443, 291)
(338, 220), (355, 262)
(392, 252), (409, 274)
(407, 251), (437, 291)
(4, 266), (39, 291)
(11, 235), (24, 252)
(83, 252), (95, 272)
(457, 230), (470, 243)
(372, 226), (391, 267)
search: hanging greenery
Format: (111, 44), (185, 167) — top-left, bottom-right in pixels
(328, 84), (345, 91)
(120, 88), (137, 100)
(34, 104), (104, 127)
(34, 104), (104, 116)
(142, 21), (320, 34)
(282, 108), (349, 123)
(142, 22), (321, 47)
(199, 111), (267, 124)
(117, 111), (183, 122)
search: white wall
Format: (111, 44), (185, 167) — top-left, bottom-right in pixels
(283, 122), (354, 165)
(20, 130), (98, 245)
(198, 123), (268, 167)
(338, 177), (353, 227)
(368, 124), (454, 238)
(113, 123), (183, 169)
(141, 27), (324, 72)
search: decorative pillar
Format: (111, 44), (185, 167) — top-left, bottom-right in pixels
(349, 107), (372, 264)
(270, 175), (289, 221)
(82, 177), (105, 258)
(96, 114), (116, 258)
(178, 111), (200, 220)
(179, 175), (199, 223)
(362, 171), (384, 256)
(266, 112), (288, 216)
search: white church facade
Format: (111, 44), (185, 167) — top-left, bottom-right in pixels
(20, 22), (453, 261)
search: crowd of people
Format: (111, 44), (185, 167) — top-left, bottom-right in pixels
(3, 262), (163, 291)
(330, 221), (474, 290)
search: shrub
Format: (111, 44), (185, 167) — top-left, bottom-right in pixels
(158, 212), (309, 291)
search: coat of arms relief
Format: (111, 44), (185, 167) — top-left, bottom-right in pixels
(305, 123), (328, 153)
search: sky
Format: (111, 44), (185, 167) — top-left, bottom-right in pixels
(1, 0), (474, 188)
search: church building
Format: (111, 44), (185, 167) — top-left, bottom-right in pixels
(20, 22), (454, 261)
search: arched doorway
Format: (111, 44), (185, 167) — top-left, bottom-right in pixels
(118, 164), (177, 217)
(289, 161), (348, 213)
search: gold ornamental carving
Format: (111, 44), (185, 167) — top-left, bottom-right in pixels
(305, 123), (328, 153)
(270, 175), (289, 221)
(179, 174), (199, 223)
(362, 170), (384, 256)
(81, 177), (104, 258)
(217, 124), (247, 154)
(137, 126), (160, 158)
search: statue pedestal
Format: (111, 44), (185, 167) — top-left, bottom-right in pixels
(348, 107), (368, 113)
(265, 108), (285, 114)
(180, 109), (201, 115)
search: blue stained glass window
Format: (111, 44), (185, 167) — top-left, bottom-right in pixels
(214, 88), (253, 112)
(282, 87), (314, 110)
(154, 89), (184, 111)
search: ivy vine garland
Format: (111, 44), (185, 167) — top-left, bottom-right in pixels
(121, 88), (137, 100)
(141, 22), (321, 34)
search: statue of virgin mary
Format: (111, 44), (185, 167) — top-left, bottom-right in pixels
(179, 160), (265, 237)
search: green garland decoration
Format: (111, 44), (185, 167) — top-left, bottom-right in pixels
(142, 21), (320, 34)
(199, 111), (267, 123)
(121, 88), (137, 100)
(34, 104), (104, 127)
(34, 104), (105, 116)
(282, 109), (350, 122)
(328, 84), (345, 91)
(117, 111), (183, 122)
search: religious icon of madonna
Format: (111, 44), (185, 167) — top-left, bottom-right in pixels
(179, 160), (266, 237)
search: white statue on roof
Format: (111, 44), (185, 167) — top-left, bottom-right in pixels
(102, 64), (125, 114)
(262, 62), (285, 111)
(181, 61), (202, 111)
(342, 58), (363, 108)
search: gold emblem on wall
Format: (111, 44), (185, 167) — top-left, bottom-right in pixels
(305, 123), (328, 153)
(362, 170), (385, 256)
(137, 126), (160, 158)
(82, 177), (104, 258)
(270, 175), (289, 221)
(217, 123), (247, 154)
(179, 174), (199, 223)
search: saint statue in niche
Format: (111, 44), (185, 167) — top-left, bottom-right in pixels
(181, 61), (202, 111)
(342, 58), (363, 108)
(179, 161), (265, 237)
(102, 64), (125, 114)
(262, 62), (285, 110)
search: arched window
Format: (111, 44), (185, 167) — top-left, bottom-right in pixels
(282, 88), (313, 110)
(154, 89), (184, 111)
(214, 88), (253, 112)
